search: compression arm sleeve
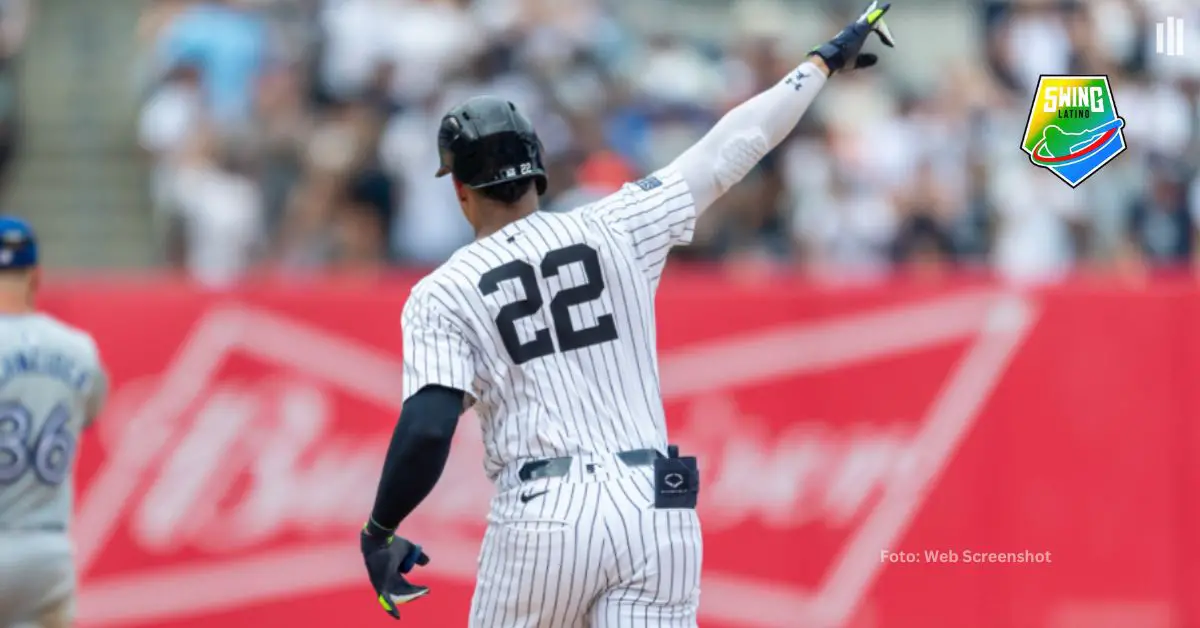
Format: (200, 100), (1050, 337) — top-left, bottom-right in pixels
(367, 384), (467, 533)
(668, 61), (829, 214)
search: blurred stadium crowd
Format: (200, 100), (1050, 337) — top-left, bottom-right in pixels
(0, 0), (26, 195)
(132, 0), (1200, 287)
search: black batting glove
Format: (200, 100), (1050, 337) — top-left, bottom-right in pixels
(361, 523), (431, 619)
(810, 1), (896, 73)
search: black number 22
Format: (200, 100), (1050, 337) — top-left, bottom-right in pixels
(478, 244), (619, 364)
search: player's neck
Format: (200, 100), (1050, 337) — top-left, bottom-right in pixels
(0, 278), (32, 314)
(0, 299), (30, 315)
(473, 200), (539, 240)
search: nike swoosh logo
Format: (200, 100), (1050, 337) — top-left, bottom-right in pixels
(389, 587), (430, 605)
(519, 490), (549, 504)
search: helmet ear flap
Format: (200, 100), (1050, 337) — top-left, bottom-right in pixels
(523, 136), (547, 194)
(435, 148), (454, 178)
(531, 137), (548, 195)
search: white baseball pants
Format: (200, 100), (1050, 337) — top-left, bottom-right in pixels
(469, 455), (702, 627)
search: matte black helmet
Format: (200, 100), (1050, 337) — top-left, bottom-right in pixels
(435, 96), (548, 196)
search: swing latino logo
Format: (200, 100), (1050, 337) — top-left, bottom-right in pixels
(1022, 75), (1127, 187)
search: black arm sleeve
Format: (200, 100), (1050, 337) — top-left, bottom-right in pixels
(367, 384), (466, 533)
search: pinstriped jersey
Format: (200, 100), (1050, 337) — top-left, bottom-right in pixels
(401, 166), (696, 482)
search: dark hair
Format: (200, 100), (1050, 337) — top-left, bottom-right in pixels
(477, 177), (535, 205)
(891, 214), (958, 264)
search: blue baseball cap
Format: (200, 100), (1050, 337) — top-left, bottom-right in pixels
(0, 216), (38, 269)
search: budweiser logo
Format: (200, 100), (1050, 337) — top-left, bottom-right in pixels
(124, 379), (416, 554)
(74, 291), (1035, 628)
(82, 312), (496, 565)
(676, 393), (919, 532)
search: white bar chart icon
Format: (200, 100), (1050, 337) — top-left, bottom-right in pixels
(1157, 16), (1185, 56)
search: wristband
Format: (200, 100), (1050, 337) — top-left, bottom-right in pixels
(363, 517), (395, 539)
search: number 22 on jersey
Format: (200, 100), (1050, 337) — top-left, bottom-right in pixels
(479, 243), (619, 365)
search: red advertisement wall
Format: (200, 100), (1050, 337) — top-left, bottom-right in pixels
(38, 274), (1200, 628)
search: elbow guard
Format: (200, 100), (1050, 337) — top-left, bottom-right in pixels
(713, 129), (770, 195)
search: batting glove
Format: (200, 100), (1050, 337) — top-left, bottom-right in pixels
(361, 525), (431, 619)
(810, 1), (896, 73)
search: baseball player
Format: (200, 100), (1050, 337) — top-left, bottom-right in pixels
(360, 3), (895, 625)
(0, 217), (109, 628)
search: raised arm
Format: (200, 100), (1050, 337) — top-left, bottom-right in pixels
(670, 1), (895, 215)
(580, 2), (894, 286)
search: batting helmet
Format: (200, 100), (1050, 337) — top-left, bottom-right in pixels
(435, 96), (548, 196)
(0, 215), (37, 269)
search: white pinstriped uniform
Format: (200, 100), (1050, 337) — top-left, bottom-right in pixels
(401, 166), (703, 626)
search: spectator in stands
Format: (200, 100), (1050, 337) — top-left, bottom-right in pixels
(163, 127), (266, 286)
(330, 170), (394, 270)
(139, 56), (206, 219)
(0, 0), (30, 193)
(276, 96), (391, 267)
(120, 0), (1200, 283)
(320, 0), (482, 108)
(791, 160), (898, 281)
(990, 162), (1086, 284)
(379, 89), (475, 264)
(154, 0), (272, 129)
(1122, 155), (1197, 270)
(548, 148), (637, 212)
(249, 62), (312, 236)
(316, 0), (390, 104)
(892, 160), (960, 270)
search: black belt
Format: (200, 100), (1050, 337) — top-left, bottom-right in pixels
(518, 448), (662, 482)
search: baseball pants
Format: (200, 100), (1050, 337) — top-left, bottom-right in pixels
(469, 454), (702, 627)
(0, 531), (74, 628)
